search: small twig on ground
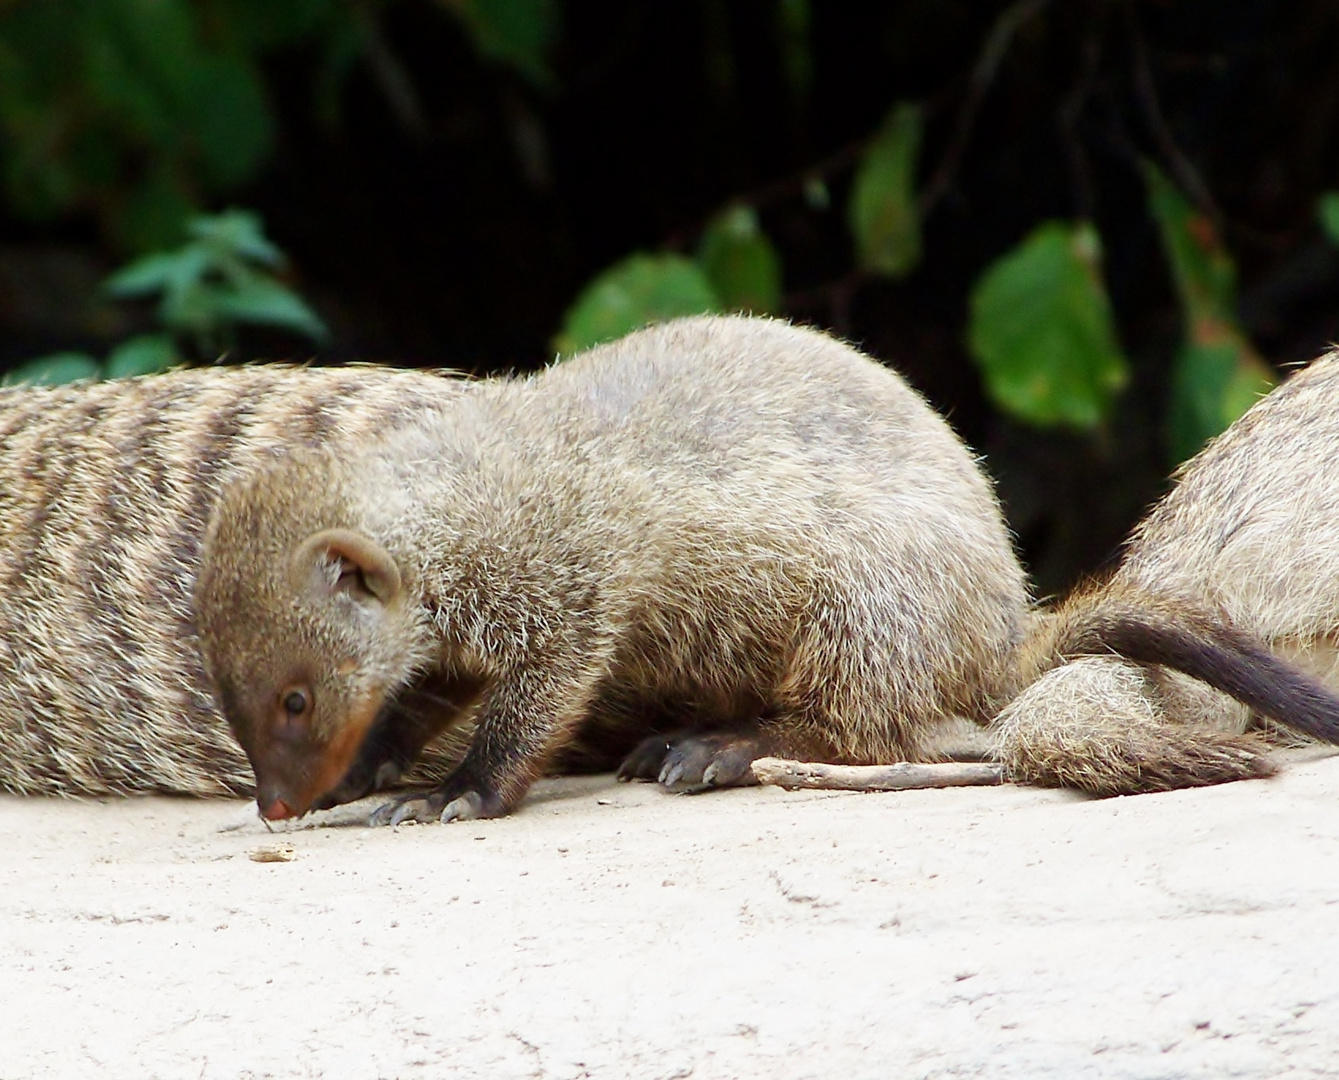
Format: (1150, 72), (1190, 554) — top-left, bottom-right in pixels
(751, 757), (1005, 791)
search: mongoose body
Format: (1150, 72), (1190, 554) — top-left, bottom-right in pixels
(0, 365), (473, 797)
(196, 315), (1032, 822)
(997, 352), (1339, 794)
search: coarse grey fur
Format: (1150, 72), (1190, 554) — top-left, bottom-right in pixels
(0, 365), (474, 797)
(195, 315), (1032, 823)
(996, 351), (1339, 794)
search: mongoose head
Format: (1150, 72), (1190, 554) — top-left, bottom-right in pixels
(196, 457), (431, 820)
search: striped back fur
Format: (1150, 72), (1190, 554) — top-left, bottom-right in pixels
(0, 365), (472, 796)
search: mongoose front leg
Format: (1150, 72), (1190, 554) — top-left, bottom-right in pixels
(310, 710), (438, 811)
(312, 673), (484, 811)
(369, 655), (604, 825)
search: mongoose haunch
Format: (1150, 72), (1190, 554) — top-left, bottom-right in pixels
(195, 316), (1033, 822)
(997, 351), (1339, 795)
(0, 365), (473, 796)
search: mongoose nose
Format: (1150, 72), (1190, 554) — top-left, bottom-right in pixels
(261, 797), (296, 820)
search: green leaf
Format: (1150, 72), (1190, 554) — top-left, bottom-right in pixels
(107, 166), (196, 254)
(101, 208), (320, 349)
(696, 205), (783, 314)
(554, 253), (722, 355)
(210, 274), (329, 343)
(1143, 163), (1236, 326)
(1144, 163), (1274, 460)
(968, 220), (1129, 429)
(210, 0), (335, 50)
(188, 209), (284, 266)
(4, 352), (101, 386)
(449, 0), (559, 87)
(103, 250), (187, 297)
(848, 102), (923, 278)
(1318, 191), (1339, 247)
(85, 0), (200, 146)
(1167, 339), (1274, 464)
(104, 333), (179, 378)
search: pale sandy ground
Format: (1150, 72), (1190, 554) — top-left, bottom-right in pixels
(4, 749), (1339, 1080)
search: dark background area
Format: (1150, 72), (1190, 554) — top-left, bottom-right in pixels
(3, 0), (1339, 595)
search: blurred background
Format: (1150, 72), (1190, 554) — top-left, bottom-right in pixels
(1, 0), (1338, 594)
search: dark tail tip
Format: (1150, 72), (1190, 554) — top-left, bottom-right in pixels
(1059, 607), (1339, 745)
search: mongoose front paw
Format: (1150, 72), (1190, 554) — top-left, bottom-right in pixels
(368, 792), (443, 826)
(368, 786), (503, 825)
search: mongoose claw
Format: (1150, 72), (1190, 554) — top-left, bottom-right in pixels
(368, 793), (443, 827)
(390, 799), (433, 826)
(616, 734), (677, 781)
(368, 786), (502, 825)
(439, 791), (488, 822)
(656, 732), (768, 793)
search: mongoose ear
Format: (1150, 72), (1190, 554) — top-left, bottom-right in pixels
(291, 528), (402, 606)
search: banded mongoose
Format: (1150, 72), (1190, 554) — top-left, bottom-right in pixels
(194, 315), (1035, 823)
(0, 365), (473, 797)
(996, 350), (1339, 795)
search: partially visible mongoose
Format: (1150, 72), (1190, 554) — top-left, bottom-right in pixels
(996, 351), (1339, 795)
(195, 316), (1035, 823)
(0, 365), (474, 797)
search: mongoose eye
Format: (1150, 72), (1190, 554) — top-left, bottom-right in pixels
(273, 685), (313, 742)
(281, 687), (311, 718)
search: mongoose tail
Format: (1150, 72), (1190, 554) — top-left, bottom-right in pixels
(1046, 591), (1339, 744)
(995, 587), (1339, 797)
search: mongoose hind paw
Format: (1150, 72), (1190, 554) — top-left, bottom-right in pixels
(617, 729), (771, 790)
(616, 734), (678, 782)
(657, 732), (769, 793)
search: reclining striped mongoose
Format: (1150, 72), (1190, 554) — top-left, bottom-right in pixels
(191, 315), (1339, 824)
(996, 350), (1339, 795)
(0, 365), (473, 797)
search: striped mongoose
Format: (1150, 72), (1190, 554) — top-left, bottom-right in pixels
(191, 315), (1339, 824)
(997, 351), (1339, 795)
(0, 365), (474, 797)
